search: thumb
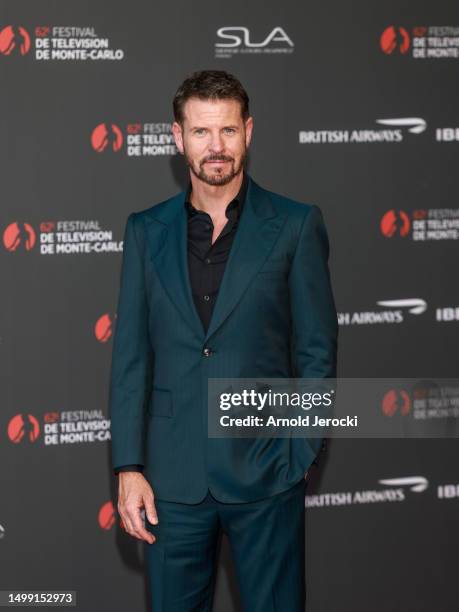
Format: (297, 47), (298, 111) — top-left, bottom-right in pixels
(144, 496), (158, 525)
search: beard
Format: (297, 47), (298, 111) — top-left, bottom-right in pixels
(183, 145), (247, 187)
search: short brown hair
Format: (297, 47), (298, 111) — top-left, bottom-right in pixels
(173, 70), (250, 125)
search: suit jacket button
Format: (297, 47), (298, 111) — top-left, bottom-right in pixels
(202, 347), (213, 357)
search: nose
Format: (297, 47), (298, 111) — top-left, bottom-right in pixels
(209, 131), (224, 154)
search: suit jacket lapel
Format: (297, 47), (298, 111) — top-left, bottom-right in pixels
(145, 175), (287, 342)
(145, 191), (206, 339)
(203, 177), (286, 342)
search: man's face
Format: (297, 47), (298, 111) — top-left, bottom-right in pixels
(172, 97), (253, 186)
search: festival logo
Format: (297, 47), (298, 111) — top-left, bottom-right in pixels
(7, 409), (110, 447)
(380, 208), (459, 241)
(95, 313), (115, 343)
(380, 25), (459, 60)
(0, 25), (31, 55)
(4, 24), (125, 61)
(98, 501), (117, 530)
(380, 26), (410, 55)
(91, 122), (177, 157)
(3, 222), (37, 251)
(381, 389), (411, 416)
(380, 210), (411, 237)
(91, 123), (123, 153)
(7, 414), (40, 443)
(0, 24), (124, 60)
(2, 220), (122, 255)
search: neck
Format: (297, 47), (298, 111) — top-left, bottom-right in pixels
(189, 171), (244, 215)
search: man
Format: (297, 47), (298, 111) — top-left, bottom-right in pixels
(109, 70), (338, 611)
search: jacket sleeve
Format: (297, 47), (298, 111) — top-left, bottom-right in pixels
(108, 212), (153, 472)
(113, 464), (144, 476)
(288, 204), (338, 462)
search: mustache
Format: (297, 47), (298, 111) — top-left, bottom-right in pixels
(201, 154), (234, 164)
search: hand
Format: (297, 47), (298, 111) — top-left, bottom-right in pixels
(117, 472), (157, 544)
(304, 471), (308, 479)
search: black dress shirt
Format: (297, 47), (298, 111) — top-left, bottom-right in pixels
(185, 171), (248, 334)
(114, 172), (248, 475)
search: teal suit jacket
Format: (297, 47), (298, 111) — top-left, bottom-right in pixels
(108, 175), (338, 503)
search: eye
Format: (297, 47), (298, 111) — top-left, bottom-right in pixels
(195, 128), (206, 135)
(223, 128), (236, 134)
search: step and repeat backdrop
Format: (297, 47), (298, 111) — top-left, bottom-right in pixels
(1, 1), (458, 610)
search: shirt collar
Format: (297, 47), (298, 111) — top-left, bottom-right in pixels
(184, 171), (248, 221)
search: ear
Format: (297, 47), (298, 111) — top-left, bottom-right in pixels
(244, 116), (254, 148)
(172, 121), (184, 154)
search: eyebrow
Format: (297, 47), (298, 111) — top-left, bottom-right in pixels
(190, 125), (240, 131)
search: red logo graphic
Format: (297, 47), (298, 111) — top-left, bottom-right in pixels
(0, 25), (31, 56)
(91, 123), (123, 153)
(3, 222), (36, 251)
(7, 414), (40, 443)
(380, 210), (410, 237)
(97, 500), (124, 531)
(40, 221), (55, 232)
(98, 501), (117, 530)
(44, 412), (60, 423)
(95, 313), (115, 343)
(380, 26), (410, 55)
(382, 389), (411, 416)
(35, 26), (50, 37)
(413, 27), (427, 37)
(127, 124), (142, 134)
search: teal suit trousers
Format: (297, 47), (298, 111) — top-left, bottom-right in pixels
(144, 477), (308, 611)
